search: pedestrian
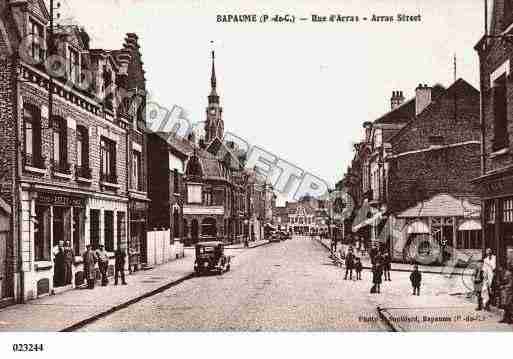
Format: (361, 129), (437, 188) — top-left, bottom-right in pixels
(410, 264), (422, 296)
(369, 244), (378, 266)
(499, 261), (513, 324)
(483, 248), (496, 310)
(114, 247), (127, 285)
(344, 247), (355, 280)
(82, 244), (97, 289)
(355, 257), (363, 280)
(382, 252), (391, 281)
(96, 244), (109, 286)
(53, 241), (65, 287)
(473, 262), (485, 311)
(372, 262), (383, 293)
(63, 240), (73, 286)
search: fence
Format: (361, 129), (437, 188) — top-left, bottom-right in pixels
(146, 229), (184, 266)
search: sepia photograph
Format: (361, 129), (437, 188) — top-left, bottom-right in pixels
(0, 0), (512, 354)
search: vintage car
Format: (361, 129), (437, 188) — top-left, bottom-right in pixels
(194, 241), (231, 275)
(268, 231), (281, 243)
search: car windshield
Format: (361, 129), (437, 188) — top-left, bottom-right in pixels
(199, 246), (216, 254)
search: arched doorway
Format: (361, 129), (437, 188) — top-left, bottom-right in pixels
(172, 208), (180, 239)
(191, 219), (199, 243)
(201, 217), (217, 238)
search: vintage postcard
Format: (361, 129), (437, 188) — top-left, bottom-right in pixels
(0, 0), (512, 345)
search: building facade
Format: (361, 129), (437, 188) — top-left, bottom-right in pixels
(474, 0), (513, 268)
(342, 78), (482, 264)
(0, 0), (145, 301)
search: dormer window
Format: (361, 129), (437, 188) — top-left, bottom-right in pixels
(69, 47), (80, 84)
(29, 18), (45, 63)
(102, 65), (114, 111)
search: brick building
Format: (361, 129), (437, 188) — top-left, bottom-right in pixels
(473, 0), (513, 268)
(147, 132), (188, 251)
(0, 0), (146, 302)
(342, 78), (482, 264)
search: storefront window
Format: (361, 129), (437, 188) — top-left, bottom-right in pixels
(117, 212), (126, 249)
(457, 230), (482, 249)
(73, 208), (84, 256)
(104, 211), (114, 252)
(34, 205), (50, 261)
(90, 209), (100, 249)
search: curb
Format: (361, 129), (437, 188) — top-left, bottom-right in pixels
(315, 238), (470, 276)
(376, 306), (402, 332)
(60, 272), (195, 332)
(225, 240), (272, 250)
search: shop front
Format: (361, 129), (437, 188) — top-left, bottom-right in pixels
(391, 194), (482, 264)
(129, 199), (148, 271)
(20, 187), (87, 300)
(474, 172), (513, 269)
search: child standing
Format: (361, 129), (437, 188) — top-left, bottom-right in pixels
(355, 257), (363, 280)
(410, 264), (422, 296)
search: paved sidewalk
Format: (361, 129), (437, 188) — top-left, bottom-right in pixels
(225, 239), (270, 249)
(315, 236), (469, 276)
(0, 255), (195, 331)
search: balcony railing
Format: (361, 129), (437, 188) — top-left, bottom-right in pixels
(100, 172), (118, 184)
(76, 166), (92, 179)
(53, 160), (71, 174)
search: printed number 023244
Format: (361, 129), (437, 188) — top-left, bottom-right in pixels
(12, 344), (44, 352)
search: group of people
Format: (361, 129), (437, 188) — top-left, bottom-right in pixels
(340, 246), (394, 294)
(473, 248), (513, 324)
(82, 244), (127, 289)
(337, 244), (424, 296)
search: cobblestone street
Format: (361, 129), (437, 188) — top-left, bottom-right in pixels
(74, 236), (511, 331)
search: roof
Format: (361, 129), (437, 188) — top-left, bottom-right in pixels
(397, 193), (481, 218)
(374, 84), (445, 125)
(389, 79), (477, 144)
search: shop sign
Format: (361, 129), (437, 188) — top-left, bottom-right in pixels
(130, 201), (148, 212)
(36, 192), (86, 208)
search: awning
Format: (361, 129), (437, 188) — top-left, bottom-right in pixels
(458, 219), (482, 231)
(406, 220), (429, 234)
(352, 211), (382, 232)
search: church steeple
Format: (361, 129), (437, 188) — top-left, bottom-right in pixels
(208, 50), (219, 104)
(205, 46), (223, 144)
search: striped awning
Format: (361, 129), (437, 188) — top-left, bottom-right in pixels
(458, 219), (482, 231)
(406, 220), (429, 234)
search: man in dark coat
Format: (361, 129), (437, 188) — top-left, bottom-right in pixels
(63, 240), (74, 285)
(344, 247), (355, 280)
(410, 264), (422, 296)
(96, 245), (109, 286)
(382, 252), (391, 281)
(372, 263), (383, 293)
(82, 245), (97, 289)
(114, 247), (127, 285)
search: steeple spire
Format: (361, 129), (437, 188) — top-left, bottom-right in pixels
(208, 45), (219, 104)
(211, 50), (217, 90)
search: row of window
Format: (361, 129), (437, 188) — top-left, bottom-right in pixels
(34, 206), (126, 262)
(29, 18), (116, 112)
(186, 184), (245, 209)
(23, 104), (143, 189)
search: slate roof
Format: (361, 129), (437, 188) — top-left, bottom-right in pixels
(374, 84), (445, 125)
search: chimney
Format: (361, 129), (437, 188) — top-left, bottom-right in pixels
(390, 90), (405, 110)
(415, 84), (432, 115)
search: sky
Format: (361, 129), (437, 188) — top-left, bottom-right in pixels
(53, 0), (485, 201)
